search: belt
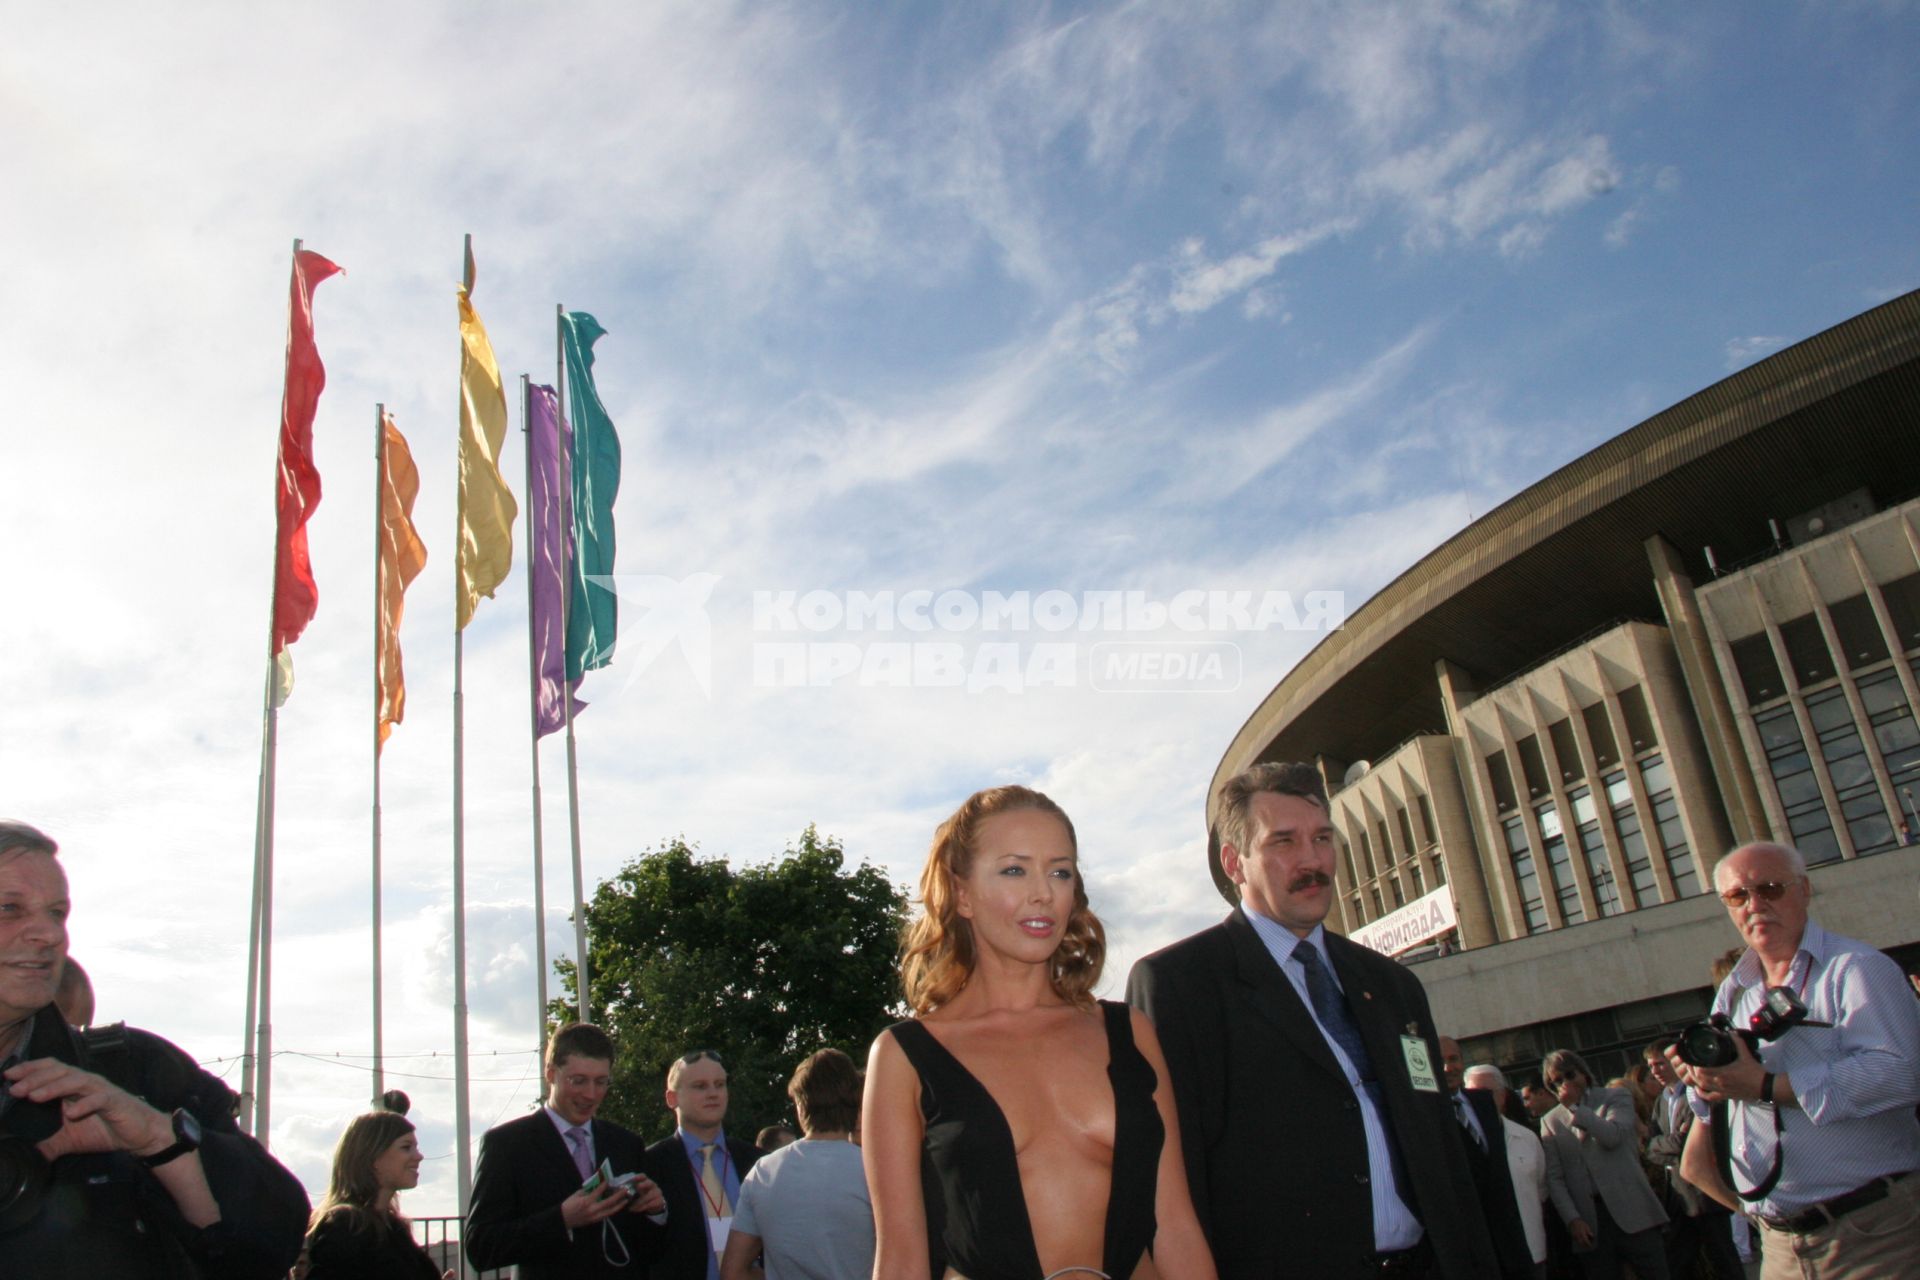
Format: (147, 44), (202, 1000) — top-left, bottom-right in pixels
(1759, 1170), (1914, 1234)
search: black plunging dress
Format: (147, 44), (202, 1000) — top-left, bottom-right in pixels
(887, 1000), (1163, 1280)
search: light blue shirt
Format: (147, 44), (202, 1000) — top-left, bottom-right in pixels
(679, 1127), (743, 1280)
(1688, 919), (1920, 1215)
(1243, 909), (1425, 1251)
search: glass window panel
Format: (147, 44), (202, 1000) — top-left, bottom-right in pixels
(1544, 829), (1584, 924)
(1859, 669), (1910, 717)
(1408, 864), (1424, 896)
(1536, 802), (1563, 840)
(1504, 817), (1545, 933)
(1389, 878), (1405, 908)
(1829, 594), (1890, 669)
(1603, 769), (1633, 809)
(1639, 754), (1672, 798)
(1805, 688), (1853, 734)
(1780, 614), (1837, 686)
(1416, 794), (1436, 846)
(1377, 819), (1395, 864)
(1570, 787), (1597, 826)
(1775, 767), (1823, 809)
(1577, 820), (1624, 915)
(1396, 806), (1416, 857)
(1754, 706), (1803, 753)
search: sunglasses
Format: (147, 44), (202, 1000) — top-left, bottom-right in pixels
(678, 1049), (724, 1067)
(1719, 880), (1795, 906)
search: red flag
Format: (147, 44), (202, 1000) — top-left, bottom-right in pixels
(272, 248), (344, 654)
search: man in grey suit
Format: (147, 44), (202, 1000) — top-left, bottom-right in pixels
(1539, 1047), (1668, 1280)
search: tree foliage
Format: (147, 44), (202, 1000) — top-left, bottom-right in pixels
(555, 826), (910, 1143)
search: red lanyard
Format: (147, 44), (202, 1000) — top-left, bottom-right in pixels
(696, 1144), (732, 1216)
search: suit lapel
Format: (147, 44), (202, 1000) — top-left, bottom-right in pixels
(1224, 911), (1348, 1088)
(533, 1110), (587, 1188)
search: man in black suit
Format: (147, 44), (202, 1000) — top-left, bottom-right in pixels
(466, 1022), (666, 1279)
(1127, 761), (1500, 1279)
(1439, 1035), (1538, 1278)
(638, 1049), (762, 1280)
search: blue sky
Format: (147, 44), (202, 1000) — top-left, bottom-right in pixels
(3, 0), (1916, 1215)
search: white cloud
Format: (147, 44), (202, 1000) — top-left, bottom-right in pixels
(1725, 335), (1789, 370)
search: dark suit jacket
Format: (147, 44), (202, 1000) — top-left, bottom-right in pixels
(637, 1132), (761, 1280)
(1459, 1087), (1537, 1278)
(465, 1108), (650, 1280)
(1127, 911), (1499, 1279)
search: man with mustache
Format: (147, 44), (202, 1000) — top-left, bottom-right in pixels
(1129, 763), (1501, 1278)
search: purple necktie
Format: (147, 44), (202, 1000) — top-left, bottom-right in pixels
(566, 1125), (593, 1179)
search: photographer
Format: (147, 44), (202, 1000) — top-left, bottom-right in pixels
(1668, 841), (1920, 1278)
(0, 820), (308, 1277)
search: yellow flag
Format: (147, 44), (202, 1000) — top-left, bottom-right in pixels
(378, 412), (428, 747)
(456, 280), (517, 628)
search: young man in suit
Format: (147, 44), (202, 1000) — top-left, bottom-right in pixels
(1127, 762), (1500, 1279)
(639, 1049), (762, 1280)
(466, 1022), (666, 1279)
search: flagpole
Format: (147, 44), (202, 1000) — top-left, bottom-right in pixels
(241, 236), (302, 1145)
(520, 374), (551, 1058)
(371, 403), (387, 1106)
(452, 235), (475, 1228)
(557, 304), (591, 1022)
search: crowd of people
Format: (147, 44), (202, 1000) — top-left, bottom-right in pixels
(1, 761), (1916, 1279)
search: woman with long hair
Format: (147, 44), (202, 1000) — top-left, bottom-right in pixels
(305, 1110), (450, 1280)
(863, 785), (1216, 1280)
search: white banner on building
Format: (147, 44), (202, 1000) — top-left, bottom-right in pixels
(1351, 884), (1458, 957)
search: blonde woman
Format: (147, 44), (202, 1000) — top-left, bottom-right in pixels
(305, 1111), (451, 1280)
(863, 786), (1216, 1280)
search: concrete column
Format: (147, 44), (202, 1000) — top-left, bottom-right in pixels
(1434, 658), (1507, 947)
(1645, 535), (1768, 844)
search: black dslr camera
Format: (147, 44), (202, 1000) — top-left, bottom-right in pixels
(0, 1022), (140, 1233)
(1675, 985), (1827, 1068)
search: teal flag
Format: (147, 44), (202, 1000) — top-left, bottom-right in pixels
(561, 311), (622, 680)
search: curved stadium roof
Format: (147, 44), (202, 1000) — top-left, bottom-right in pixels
(1208, 289), (1920, 842)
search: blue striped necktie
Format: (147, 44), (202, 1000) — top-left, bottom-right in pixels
(1294, 942), (1375, 1082)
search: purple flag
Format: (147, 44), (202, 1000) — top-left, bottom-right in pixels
(530, 383), (584, 736)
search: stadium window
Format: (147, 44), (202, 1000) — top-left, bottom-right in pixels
(1503, 816), (1547, 933)
(1617, 686), (1658, 754)
(1395, 805), (1416, 859)
(1779, 614), (1837, 687)
(1415, 793), (1437, 846)
(1377, 818), (1395, 865)
(1488, 750), (1519, 813)
(1880, 572), (1920, 652)
(1807, 688), (1893, 856)
(1860, 669), (1920, 791)
(1639, 755), (1704, 896)
(1548, 718), (1583, 782)
(1604, 770), (1660, 904)
(1582, 702), (1620, 770)
(1570, 785), (1624, 915)
(1829, 594), (1890, 669)
(1517, 735), (1550, 799)
(1537, 802), (1585, 925)
(1730, 633), (1785, 705)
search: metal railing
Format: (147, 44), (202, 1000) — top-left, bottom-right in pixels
(410, 1218), (507, 1280)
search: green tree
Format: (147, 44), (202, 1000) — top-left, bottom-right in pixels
(555, 826), (910, 1143)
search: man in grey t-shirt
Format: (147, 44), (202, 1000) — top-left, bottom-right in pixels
(719, 1050), (872, 1280)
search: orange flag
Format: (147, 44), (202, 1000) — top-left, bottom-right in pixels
(377, 411), (428, 748)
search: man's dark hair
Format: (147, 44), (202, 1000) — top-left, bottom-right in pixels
(788, 1048), (862, 1137)
(1644, 1034), (1677, 1059)
(0, 820), (57, 862)
(1216, 762), (1328, 860)
(545, 1022), (614, 1069)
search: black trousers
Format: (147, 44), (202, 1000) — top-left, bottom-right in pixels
(1577, 1197), (1669, 1280)
(1663, 1209), (1743, 1280)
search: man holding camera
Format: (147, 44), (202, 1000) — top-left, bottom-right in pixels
(1669, 841), (1920, 1278)
(466, 1021), (667, 1279)
(0, 820), (308, 1277)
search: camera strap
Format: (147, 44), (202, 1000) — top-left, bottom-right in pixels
(1710, 1098), (1785, 1202)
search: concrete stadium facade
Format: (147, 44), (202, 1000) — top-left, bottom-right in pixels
(1207, 289), (1920, 1084)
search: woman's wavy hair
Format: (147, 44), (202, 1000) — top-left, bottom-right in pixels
(308, 1110), (416, 1238)
(899, 785), (1105, 1014)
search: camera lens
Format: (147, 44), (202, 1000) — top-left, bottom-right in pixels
(1677, 1020), (1738, 1068)
(0, 1135), (52, 1234)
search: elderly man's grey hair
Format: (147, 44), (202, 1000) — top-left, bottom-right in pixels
(1714, 841), (1808, 890)
(0, 820), (57, 863)
(1463, 1063), (1507, 1091)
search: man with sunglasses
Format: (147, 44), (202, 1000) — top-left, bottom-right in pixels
(1668, 842), (1920, 1279)
(1537, 1047), (1670, 1280)
(638, 1049), (761, 1280)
